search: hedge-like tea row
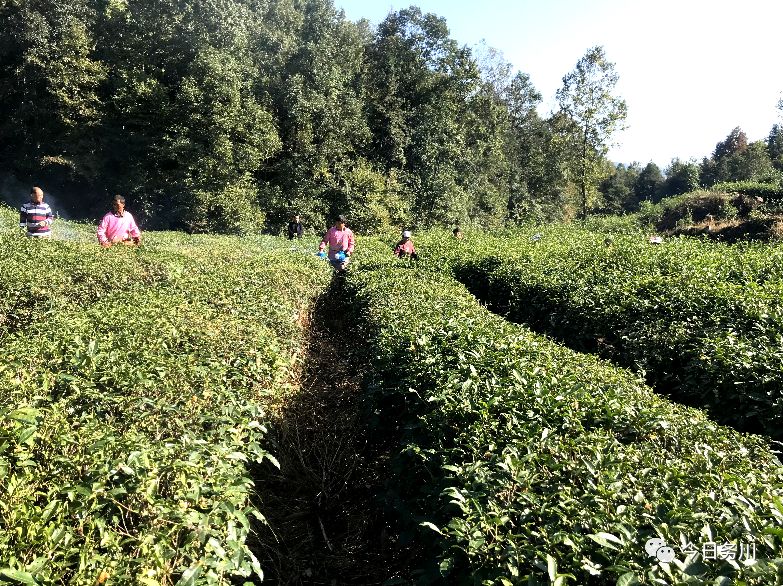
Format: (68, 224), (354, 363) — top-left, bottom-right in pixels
(345, 264), (783, 585)
(710, 181), (783, 202)
(441, 226), (783, 443)
(0, 214), (331, 584)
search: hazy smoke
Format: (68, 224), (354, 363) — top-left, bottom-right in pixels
(0, 174), (97, 242)
(0, 174), (28, 207)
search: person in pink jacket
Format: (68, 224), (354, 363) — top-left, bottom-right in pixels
(319, 214), (354, 271)
(394, 230), (418, 260)
(97, 195), (141, 247)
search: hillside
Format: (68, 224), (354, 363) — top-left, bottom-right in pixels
(635, 184), (783, 242)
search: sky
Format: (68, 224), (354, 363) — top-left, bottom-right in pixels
(335, 0), (783, 169)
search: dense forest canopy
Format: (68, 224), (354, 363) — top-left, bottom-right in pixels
(1, 0), (781, 232)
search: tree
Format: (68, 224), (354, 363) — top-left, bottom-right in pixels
(472, 44), (564, 222)
(701, 127), (778, 185)
(598, 162), (639, 214)
(555, 46), (627, 219)
(163, 47), (281, 233)
(701, 126), (748, 185)
(364, 7), (515, 227)
(729, 141), (779, 183)
(767, 124), (783, 171)
(634, 162), (664, 205)
(0, 0), (105, 190)
(661, 159), (700, 197)
(254, 0), (372, 231)
(699, 156), (720, 187)
(93, 0), (283, 231)
(502, 71), (565, 222)
(713, 126), (748, 160)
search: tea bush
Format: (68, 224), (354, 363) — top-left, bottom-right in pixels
(0, 207), (331, 584)
(345, 262), (783, 585)
(710, 182), (783, 202)
(444, 225), (783, 443)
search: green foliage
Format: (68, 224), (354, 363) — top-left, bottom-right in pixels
(0, 0), (583, 230)
(768, 124), (783, 171)
(637, 191), (737, 231)
(598, 162), (640, 213)
(714, 126), (748, 161)
(732, 141), (781, 183)
(165, 47), (281, 233)
(3, 205), (783, 584)
(0, 206), (331, 583)
(634, 162), (664, 206)
(343, 244), (783, 585)
(661, 158), (700, 197)
(701, 127), (780, 186)
(257, 0), (373, 231)
(711, 181), (783, 201)
(0, 0), (105, 178)
(342, 160), (411, 234)
(364, 7), (515, 227)
(556, 46), (627, 219)
(450, 225), (783, 443)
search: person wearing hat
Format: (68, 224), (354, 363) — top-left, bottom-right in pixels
(318, 214), (354, 270)
(394, 229), (418, 260)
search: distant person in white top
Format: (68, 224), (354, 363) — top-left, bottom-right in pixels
(19, 186), (53, 238)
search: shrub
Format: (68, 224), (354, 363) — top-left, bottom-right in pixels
(0, 212), (331, 584)
(345, 263), (783, 585)
(448, 226), (783, 442)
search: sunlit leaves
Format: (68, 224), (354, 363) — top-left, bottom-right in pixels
(0, 214), (331, 583)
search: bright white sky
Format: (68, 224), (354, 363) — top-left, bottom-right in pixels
(335, 0), (783, 169)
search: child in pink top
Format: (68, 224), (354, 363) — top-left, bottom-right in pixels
(97, 195), (141, 247)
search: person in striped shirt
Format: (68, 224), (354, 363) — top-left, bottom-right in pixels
(97, 195), (142, 247)
(19, 186), (53, 238)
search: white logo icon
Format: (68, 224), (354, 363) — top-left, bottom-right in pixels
(645, 538), (675, 562)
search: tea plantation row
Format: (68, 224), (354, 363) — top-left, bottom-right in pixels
(3, 208), (783, 585)
(344, 242), (783, 585)
(0, 209), (331, 584)
(416, 225), (783, 443)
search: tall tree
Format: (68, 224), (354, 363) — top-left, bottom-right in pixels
(728, 140), (779, 183)
(713, 126), (748, 160)
(555, 46), (627, 219)
(255, 0), (373, 229)
(701, 126), (748, 185)
(598, 162), (639, 214)
(474, 47), (565, 222)
(634, 162), (664, 205)
(364, 7), (512, 226)
(0, 0), (105, 187)
(94, 0), (282, 230)
(661, 158), (700, 197)
(767, 124), (783, 171)
(701, 127), (778, 185)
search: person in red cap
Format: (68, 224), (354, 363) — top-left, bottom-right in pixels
(318, 214), (354, 270)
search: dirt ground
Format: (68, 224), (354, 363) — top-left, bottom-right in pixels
(246, 277), (411, 585)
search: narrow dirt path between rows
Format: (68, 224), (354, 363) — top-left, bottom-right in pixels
(246, 276), (410, 585)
